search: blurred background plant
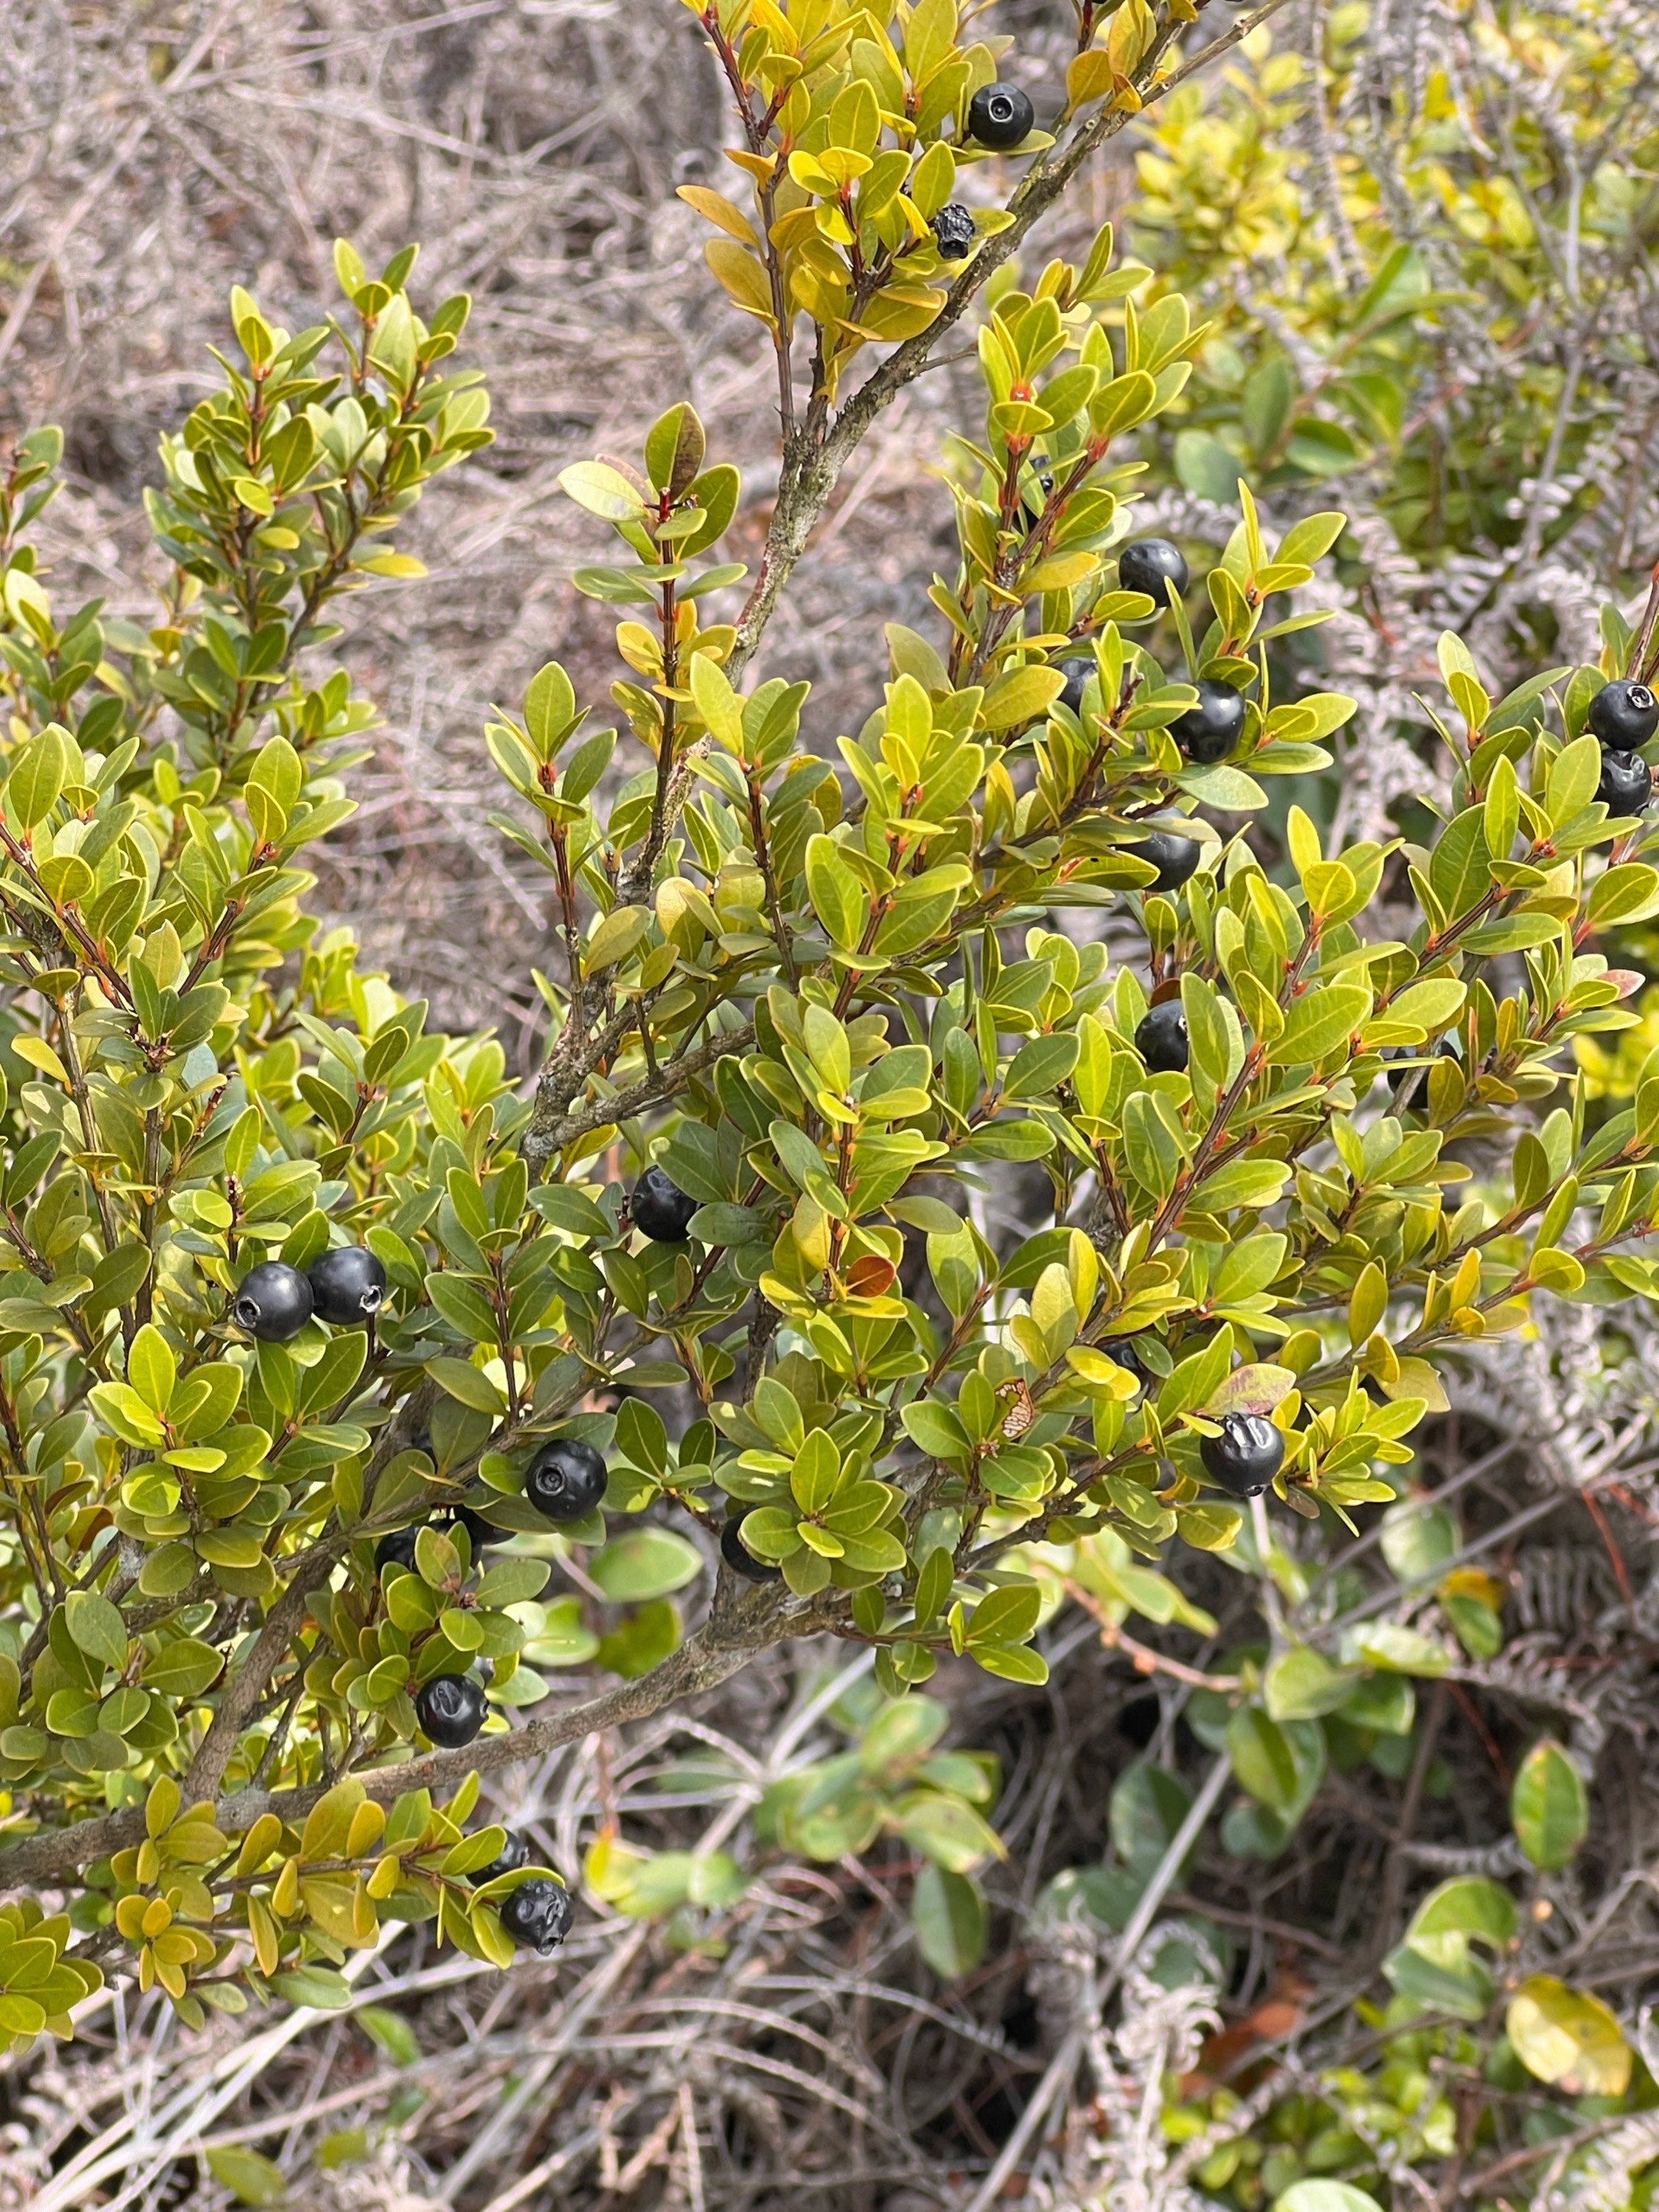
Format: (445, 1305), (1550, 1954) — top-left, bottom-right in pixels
(4, 2), (1659, 2210)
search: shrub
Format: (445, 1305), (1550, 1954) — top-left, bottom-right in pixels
(2, 1), (1657, 2202)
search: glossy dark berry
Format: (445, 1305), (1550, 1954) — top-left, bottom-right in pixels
(722, 1514), (783, 1583)
(498, 1877), (574, 1956)
(374, 1525), (420, 1576)
(967, 80), (1034, 148)
(1135, 831), (1201, 893)
(632, 1164), (697, 1242)
(1597, 749), (1652, 818)
(231, 1261), (313, 1343)
(1102, 1338), (1152, 1388)
(1135, 1000), (1189, 1074)
(1171, 681), (1247, 764)
(932, 203), (976, 261)
(1588, 678), (1659, 749)
(1057, 656), (1095, 716)
(1118, 538), (1189, 608)
(306, 1245), (386, 1326)
(439, 1502), (497, 1556)
(1200, 1411), (1286, 1498)
(1384, 1036), (1460, 1112)
(525, 1437), (609, 1523)
(473, 1829), (531, 1885)
(1020, 456), (1055, 529)
(413, 1672), (487, 1749)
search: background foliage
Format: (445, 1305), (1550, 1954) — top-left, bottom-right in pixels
(2, 2), (1659, 2210)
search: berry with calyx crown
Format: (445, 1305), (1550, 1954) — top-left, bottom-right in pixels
(305, 1245), (386, 1326)
(967, 80), (1034, 148)
(932, 203), (976, 261)
(231, 1261), (313, 1343)
(1588, 677), (1659, 749)
(1200, 1412), (1286, 1497)
(526, 1437), (608, 1522)
(413, 1673), (487, 1749)
(1597, 749), (1652, 817)
(1135, 1000), (1190, 1074)
(499, 1877), (574, 1955)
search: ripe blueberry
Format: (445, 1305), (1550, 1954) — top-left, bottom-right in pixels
(1200, 1411), (1285, 1497)
(413, 1672), (487, 1749)
(1135, 831), (1201, 893)
(722, 1514), (783, 1582)
(1588, 678), (1659, 749)
(473, 1829), (531, 1885)
(1057, 655), (1096, 716)
(498, 1877), (574, 1956)
(1597, 749), (1652, 817)
(632, 1165), (697, 1242)
(526, 1437), (608, 1523)
(306, 1245), (386, 1326)
(932, 203), (976, 261)
(374, 1525), (420, 1576)
(1171, 681), (1247, 764)
(1118, 538), (1189, 608)
(967, 81), (1034, 148)
(1135, 1000), (1189, 1074)
(231, 1261), (313, 1343)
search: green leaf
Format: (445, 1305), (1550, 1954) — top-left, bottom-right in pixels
(912, 1864), (987, 1978)
(1273, 2186), (1383, 2212)
(589, 1530), (704, 1602)
(206, 2149), (288, 2206)
(62, 1592), (128, 1672)
(1511, 1738), (1588, 1870)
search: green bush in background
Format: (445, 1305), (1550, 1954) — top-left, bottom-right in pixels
(2, 1), (1659, 2206)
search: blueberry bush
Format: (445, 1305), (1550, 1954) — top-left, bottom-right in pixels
(5, 1), (1659, 2206)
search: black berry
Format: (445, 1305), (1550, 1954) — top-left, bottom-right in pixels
(413, 1672), (487, 1749)
(443, 1502), (497, 1555)
(473, 1829), (531, 1885)
(1102, 1338), (1151, 1389)
(1020, 455), (1055, 529)
(722, 1514), (783, 1582)
(1597, 749), (1652, 817)
(1384, 1036), (1460, 1112)
(1118, 538), (1189, 608)
(498, 1877), (574, 1956)
(1057, 655), (1095, 715)
(305, 1245), (386, 1326)
(1588, 678), (1659, 749)
(632, 1165), (697, 1242)
(1200, 1411), (1285, 1497)
(525, 1437), (608, 1523)
(374, 1525), (420, 1576)
(231, 1261), (313, 1343)
(967, 81), (1034, 148)
(1171, 681), (1247, 764)
(1135, 831), (1201, 893)
(932, 203), (976, 262)
(1135, 1001), (1189, 1074)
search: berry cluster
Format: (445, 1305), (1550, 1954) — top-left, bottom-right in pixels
(231, 1245), (386, 1343)
(1589, 677), (1657, 817)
